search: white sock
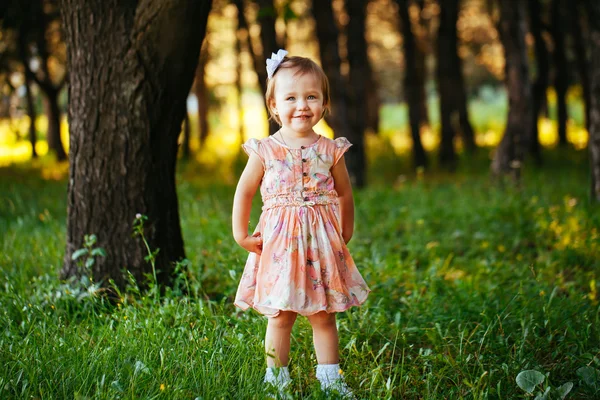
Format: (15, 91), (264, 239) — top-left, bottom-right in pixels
(264, 366), (291, 388)
(316, 363), (342, 387)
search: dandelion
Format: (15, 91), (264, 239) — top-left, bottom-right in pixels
(516, 254), (523, 261)
(539, 290), (546, 296)
(136, 213), (142, 219)
(497, 245), (506, 253)
(426, 241), (439, 250)
(160, 383), (166, 391)
(123, 315), (128, 320)
(417, 219), (425, 226)
(481, 241), (489, 249)
(51, 305), (55, 309)
(338, 369), (344, 375)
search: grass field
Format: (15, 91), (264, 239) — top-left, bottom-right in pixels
(1, 143), (599, 399)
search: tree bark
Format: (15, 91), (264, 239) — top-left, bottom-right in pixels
(437, 0), (459, 169)
(571, 0), (591, 132)
(345, 0), (369, 186)
(195, 44), (210, 148)
(588, 0), (600, 201)
(396, 0), (427, 169)
(311, 0), (362, 186)
(551, 0), (569, 147)
(236, 3), (246, 144)
(60, 0), (212, 288)
(255, 0), (280, 136)
(43, 86), (67, 161)
(528, 0), (549, 164)
(491, 1), (533, 180)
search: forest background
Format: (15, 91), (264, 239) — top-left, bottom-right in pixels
(0, 0), (599, 398)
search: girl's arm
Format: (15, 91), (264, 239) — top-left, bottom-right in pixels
(331, 155), (354, 244)
(232, 152), (264, 254)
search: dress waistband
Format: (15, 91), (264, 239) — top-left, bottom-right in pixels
(262, 191), (338, 210)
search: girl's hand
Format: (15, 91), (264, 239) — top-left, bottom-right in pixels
(237, 232), (263, 255)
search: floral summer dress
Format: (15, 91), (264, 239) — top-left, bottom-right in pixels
(234, 135), (370, 317)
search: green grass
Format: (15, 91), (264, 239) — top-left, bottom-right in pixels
(0, 148), (599, 399)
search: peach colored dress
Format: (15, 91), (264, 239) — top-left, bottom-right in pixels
(234, 135), (370, 317)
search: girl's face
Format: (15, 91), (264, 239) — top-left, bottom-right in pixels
(270, 68), (325, 135)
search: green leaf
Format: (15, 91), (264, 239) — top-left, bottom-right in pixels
(71, 248), (88, 261)
(556, 382), (573, 399)
(516, 370), (545, 393)
(91, 248), (106, 257)
(577, 366), (600, 388)
(85, 257), (94, 269)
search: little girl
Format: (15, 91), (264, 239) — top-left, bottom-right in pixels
(232, 49), (370, 396)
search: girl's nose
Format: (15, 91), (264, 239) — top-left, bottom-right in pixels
(297, 99), (309, 109)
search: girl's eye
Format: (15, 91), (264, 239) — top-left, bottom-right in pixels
(308, 95), (316, 100)
(286, 97), (295, 101)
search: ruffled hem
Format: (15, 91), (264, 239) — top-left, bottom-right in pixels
(234, 289), (370, 318)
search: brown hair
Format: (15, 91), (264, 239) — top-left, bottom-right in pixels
(265, 56), (331, 125)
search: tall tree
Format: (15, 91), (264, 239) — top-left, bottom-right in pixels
(491, 1), (533, 180)
(396, 0), (427, 169)
(550, 0), (569, 147)
(589, 0), (600, 201)
(2, 0), (67, 160)
(60, 0), (212, 288)
(528, 0), (549, 164)
(194, 43), (210, 148)
(571, 0), (591, 132)
(311, 0), (364, 186)
(254, 0), (280, 135)
(436, 0), (475, 170)
(345, 0), (369, 185)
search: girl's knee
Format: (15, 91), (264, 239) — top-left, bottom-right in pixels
(268, 311), (297, 330)
(308, 311), (336, 328)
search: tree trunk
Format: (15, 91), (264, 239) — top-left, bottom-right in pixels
(345, 0), (369, 187)
(528, 0), (549, 164)
(60, 0), (212, 288)
(181, 110), (191, 160)
(491, 1), (533, 180)
(24, 74), (38, 159)
(255, 0), (280, 136)
(571, 0), (591, 132)
(44, 86), (67, 161)
(236, 4), (246, 144)
(396, 0), (427, 169)
(311, 0), (361, 186)
(551, 0), (569, 147)
(437, 0), (459, 169)
(588, 0), (600, 201)
(195, 44), (210, 148)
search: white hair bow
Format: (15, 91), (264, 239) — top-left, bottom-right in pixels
(266, 49), (288, 79)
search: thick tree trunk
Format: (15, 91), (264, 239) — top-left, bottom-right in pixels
(589, 0), (600, 201)
(44, 87), (67, 161)
(60, 0), (212, 288)
(396, 0), (427, 169)
(571, 0), (591, 132)
(551, 0), (569, 147)
(528, 0), (549, 164)
(437, 0), (459, 169)
(492, 1), (533, 180)
(311, 0), (362, 186)
(24, 75), (38, 159)
(255, 0), (280, 136)
(195, 44), (210, 148)
(345, 0), (369, 187)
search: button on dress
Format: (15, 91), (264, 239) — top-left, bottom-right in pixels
(234, 135), (370, 317)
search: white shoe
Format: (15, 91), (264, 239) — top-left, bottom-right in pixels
(316, 364), (355, 399)
(264, 367), (292, 397)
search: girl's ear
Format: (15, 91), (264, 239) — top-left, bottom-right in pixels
(268, 99), (278, 115)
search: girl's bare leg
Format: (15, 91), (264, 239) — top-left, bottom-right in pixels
(307, 311), (339, 364)
(265, 311), (297, 367)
